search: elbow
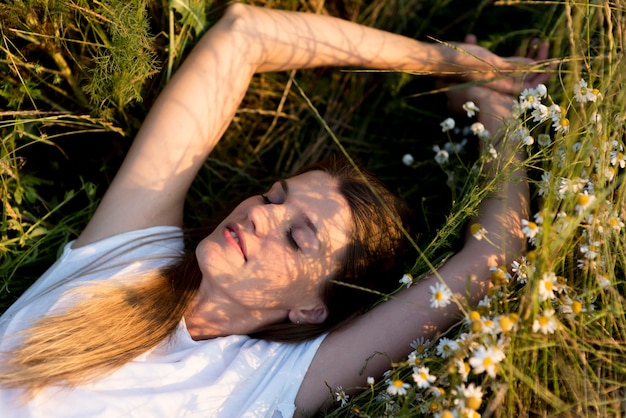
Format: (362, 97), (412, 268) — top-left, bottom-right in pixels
(220, 3), (258, 34)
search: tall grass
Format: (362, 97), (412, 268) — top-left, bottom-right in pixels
(2, 0), (624, 416)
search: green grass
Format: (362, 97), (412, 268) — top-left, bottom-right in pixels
(2, 0), (625, 416)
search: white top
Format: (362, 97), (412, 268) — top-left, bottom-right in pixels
(0, 227), (325, 418)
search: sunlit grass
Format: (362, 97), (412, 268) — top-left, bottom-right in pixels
(2, 0), (624, 416)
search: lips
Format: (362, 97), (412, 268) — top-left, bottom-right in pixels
(225, 223), (247, 261)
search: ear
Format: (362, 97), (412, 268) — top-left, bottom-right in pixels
(288, 304), (328, 325)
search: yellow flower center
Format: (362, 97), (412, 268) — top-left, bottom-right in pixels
(466, 396), (482, 411)
(470, 223), (483, 235)
(592, 88), (600, 95)
(499, 316), (513, 332)
(539, 316), (550, 326)
(561, 117), (570, 127)
(471, 320), (482, 333)
(435, 291), (444, 301)
(441, 411), (454, 418)
(544, 281), (553, 291)
(527, 250), (537, 262)
(577, 194), (590, 206)
(419, 371), (428, 380)
(572, 301), (583, 314)
(483, 357), (493, 368)
(393, 379), (404, 388)
(469, 310), (481, 321)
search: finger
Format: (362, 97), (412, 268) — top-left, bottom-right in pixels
(464, 34), (477, 45)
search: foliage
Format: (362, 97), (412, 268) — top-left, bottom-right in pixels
(2, 0), (625, 417)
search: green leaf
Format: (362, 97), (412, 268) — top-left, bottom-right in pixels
(170, 0), (209, 36)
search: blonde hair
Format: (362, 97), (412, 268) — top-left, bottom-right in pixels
(0, 253), (201, 395)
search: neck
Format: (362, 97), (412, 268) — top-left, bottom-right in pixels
(183, 279), (285, 340)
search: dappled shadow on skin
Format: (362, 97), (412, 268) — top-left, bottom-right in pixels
(184, 170), (354, 341)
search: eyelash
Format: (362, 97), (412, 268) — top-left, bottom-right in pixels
(261, 194), (300, 251)
(287, 228), (300, 251)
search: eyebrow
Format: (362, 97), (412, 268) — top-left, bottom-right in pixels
(280, 179), (319, 238)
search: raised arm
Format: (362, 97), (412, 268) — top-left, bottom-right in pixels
(297, 86), (530, 413)
(75, 3), (542, 247)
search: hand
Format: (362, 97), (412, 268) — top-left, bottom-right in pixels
(449, 35), (551, 95)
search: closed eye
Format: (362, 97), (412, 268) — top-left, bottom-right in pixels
(287, 228), (300, 251)
(261, 194), (271, 204)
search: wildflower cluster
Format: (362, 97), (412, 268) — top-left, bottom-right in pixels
(510, 81), (623, 336)
(402, 101), (489, 192)
(344, 79), (626, 417)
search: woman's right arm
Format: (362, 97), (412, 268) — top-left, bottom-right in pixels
(75, 3), (542, 247)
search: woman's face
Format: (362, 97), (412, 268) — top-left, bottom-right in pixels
(195, 170), (352, 321)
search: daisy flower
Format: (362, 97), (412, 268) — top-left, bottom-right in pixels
(486, 143), (498, 159)
(462, 101), (480, 117)
(579, 241), (600, 260)
(535, 83), (548, 97)
(455, 359), (471, 382)
(560, 295), (585, 320)
(399, 273), (413, 288)
(573, 79), (601, 103)
(521, 219), (539, 243)
(469, 345), (505, 378)
(440, 117), (456, 132)
(490, 265), (511, 286)
(386, 379), (411, 396)
(607, 213), (625, 231)
(575, 191), (596, 214)
(519, 87), (542, 111)
(412, 366), (436, 389)
(553, 117), (570, 134)
(335, 386), (349, 406)
(433, 145), (450, 165)
(537, 171), (552, 197)
(531, 103), (550, 123)
(497, 313), (519, 333)
(410, 337), (431, 358)
(511, 258), (531, 284)
(459, 383), (483, 411)
(470, 122), (485, 136)
(532, 308), (557, 334)
(430, 282), (452, 308)
(436, 337), (460, 358)
(558, 177), (586, 198)
(610, 150), (626, 168)
(549, 104), (563, 122)
(538, 272), (557, 301)
(469, 223), (487, 240)
(402, 153), (415, 166)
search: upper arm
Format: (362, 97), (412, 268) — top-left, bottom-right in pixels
(74, 6), (259, 247)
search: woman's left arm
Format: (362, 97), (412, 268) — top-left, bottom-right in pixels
(75, 3), (543, 247)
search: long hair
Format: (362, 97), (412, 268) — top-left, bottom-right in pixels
(0, 157), (413, 394)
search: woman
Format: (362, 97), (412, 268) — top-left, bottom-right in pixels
(0, 3), (548, 416)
